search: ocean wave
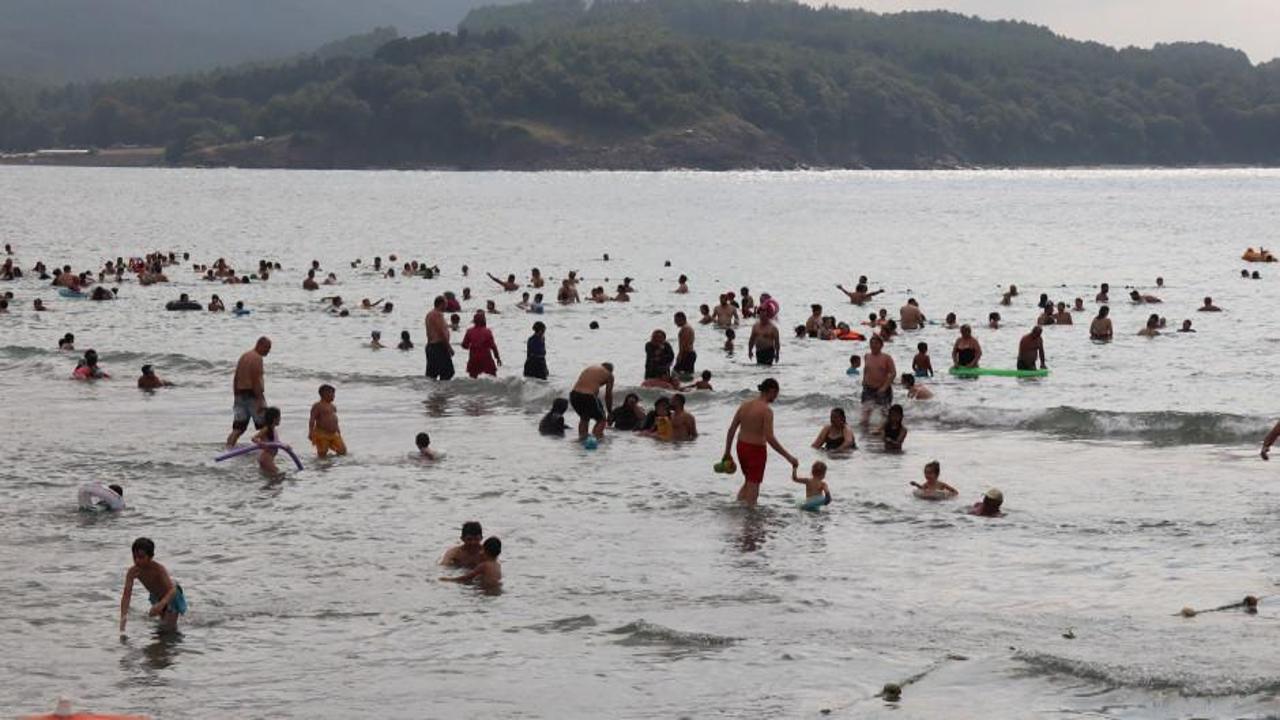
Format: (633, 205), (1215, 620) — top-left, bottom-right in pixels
(606, 620), (737, 648)
(1014, 649), (1280, 697)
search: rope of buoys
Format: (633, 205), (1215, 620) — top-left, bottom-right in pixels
(818, 653), (968, 713)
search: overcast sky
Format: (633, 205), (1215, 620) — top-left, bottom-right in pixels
(818, 1), (1280, 63)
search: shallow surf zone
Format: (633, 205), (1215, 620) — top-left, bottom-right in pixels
(3, 167), (1280, 719)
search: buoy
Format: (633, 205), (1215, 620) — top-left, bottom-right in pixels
(881, 683), (901, 701)
(1180, 606), (1197, 618)
(584, 436), (598, 450)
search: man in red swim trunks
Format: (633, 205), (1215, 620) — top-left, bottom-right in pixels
(722, 378), (799, 506)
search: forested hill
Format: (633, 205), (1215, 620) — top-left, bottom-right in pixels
(0, 0), (515, 81)
(3, 0), (1280, 170)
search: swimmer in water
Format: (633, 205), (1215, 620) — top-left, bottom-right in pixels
(136, 364), (171, 390)
(1090, 306), (1113, 341)
(899, 298), (926, 330)
(902, 373), (933, 400)
(1198, 296), (1222, 312)
(1137, 313), (1161, 337)
(78, 482), (124, 512)
(812, 408), (856, 452)
(988, 312), (1001, 329)
(882, 404), (908, 452)
(912, 342), (933, 377)
(119, 537), (186, 633)
(713, 294), (740, 327)
(951, 325), (982, 368)
(439, 537), (502, 591)
(910, 460), (957, 499)
(792, 461), (831, 507)
(252, 406), (284, 477)
(688, 369), (713, 391)
(415, 432), (436, 460)
(440, 521), (485, 568)
(847, 354), (861, 376)
(398, 331), (414, 351)
(309, 384), (346, 458)
(836, 282), (884, 305)
(1096, 283), (1110, 303)
(749, 314), (781, 366)
(369, 330), (384, 349)
(1017, 326), (1047, 371)
(1130, 289), (1162, 304)
(723, 328), (736, 354)
(722, 378), (799, 506)
(970, 488), (1004, 517)
(1178, 319), (1196, 333)
(539, 398), (569, 436)
(1053, 302), (1073, 324)
(674, 274), (689, 294)
(669, 393), (698, 441)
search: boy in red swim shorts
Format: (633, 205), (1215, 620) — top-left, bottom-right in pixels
(722, 378), (799, 506)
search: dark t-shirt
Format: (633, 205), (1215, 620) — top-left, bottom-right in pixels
(539, 411), (566, 436)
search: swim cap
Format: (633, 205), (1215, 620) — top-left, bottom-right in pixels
(985, 488), (1003, 503)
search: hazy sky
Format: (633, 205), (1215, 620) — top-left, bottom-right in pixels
(819, 1), (1280, 63)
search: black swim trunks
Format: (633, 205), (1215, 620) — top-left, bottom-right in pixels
(756, 347), (776, 366)
(861, 385), (892, 406)
(425, 342), (455, 380)
(523, 356), (549, 380)
(569, 390), (605, 421)
(674, 351), (697, 375)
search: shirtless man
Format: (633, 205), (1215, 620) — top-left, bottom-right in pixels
(674, 312), (696, 376)
(1137, 313), (1161, 337)
(1090, 306), (1113, 340)
(836, 282), (884, 305)
(425, 295), (455, 380)
(749, 314), (781, 366)
(1053, 302), (1073, 324)
(570, 363), (615, 440)
(488, 272), (520, 292)
(713, 294), (740, 327)
(804, 305), (823, 337)
(1198, 296), (1223, 312)
(119, 537), (186, 633)
(951, 325), (982, 368)
(1130, 289), (1162, 304)
(1096, 283), (1110, 303)
(226, 336), (270, 446)
(899, 298), (926, 331)
(861, 335), (897, 427)
(440, 521), (485, 568)
(722, 378), (798, 506)
(558, 279), (580, 304)
(1017, 326), (1047, 371)
(670, 393), (698, 441)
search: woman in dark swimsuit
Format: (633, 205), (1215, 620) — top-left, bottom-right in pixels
(951, 324), (982, 368)
(811, 407), (856, 452)
(882, 404), (908, 452)
(610, 393), (646, 431)
(643, 330), (675, 380)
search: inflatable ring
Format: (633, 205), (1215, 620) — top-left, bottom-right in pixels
(215, 442), (304, 471)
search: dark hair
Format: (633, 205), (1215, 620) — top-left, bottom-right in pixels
(925, 460), (940, 474)
(887, 404), (904, 421)
(678, 274), (688, 283)
(589, 321), (600, 329)
(263, 406), (281, 426)
(917, 341), (927, 352)
(483, 536), (502, 557)
(461, 521), (482, 538)
(109, 484), (123, 497)
(672, 393), (686, 407)
(416, 432), (430, 448)
(141, 364), (154, 374)
(701, 370), (711, 380)
(319, 384), (335, 395)
(725, 329), (735, 340)
(901, 373), (915, 386)
(551, 398), (568, 413)
(758, 378), (779, 393)
(533, 321), (546, 333)
(830, 407), (847, 423)
(131, 537), (155, 557)
(674, 311), (686, 323)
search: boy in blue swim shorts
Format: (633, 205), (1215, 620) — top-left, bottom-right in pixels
(119, 537), (187, 633)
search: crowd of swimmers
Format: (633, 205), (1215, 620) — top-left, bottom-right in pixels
(10, 239), (1278, 630)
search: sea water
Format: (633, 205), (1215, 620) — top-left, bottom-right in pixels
(1, 167), (1278, 719)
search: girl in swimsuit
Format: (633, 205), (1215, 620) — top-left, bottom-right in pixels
(252, 406), (283, 477)
(811, 408), (856, 452)
(882, 404), (908, 452)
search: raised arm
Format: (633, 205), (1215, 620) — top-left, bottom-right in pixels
(811, 425), (828, 449)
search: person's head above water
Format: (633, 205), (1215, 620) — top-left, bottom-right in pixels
(255, 336), (272, 356)
(901, 373), (915, 387)
(131, 536), (156, 561)
(109, 484), (123, 497)
(758, 378), (780, 401)
(829, 407), (847, 426)
(416, 432), (431, 449)
(550, 398), (568, 414)
(483, 536), (502, 558)
(460, 521), (482, 543)
(849, 354), (861, 368)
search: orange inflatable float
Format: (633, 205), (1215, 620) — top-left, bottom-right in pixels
(1242, 247), (1276, 262)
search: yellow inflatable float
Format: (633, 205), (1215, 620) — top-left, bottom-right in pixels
(1242, 247), (1276, 262)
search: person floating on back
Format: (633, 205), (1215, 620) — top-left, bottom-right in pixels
(119, 537), (187, 633)
(309, 384), (347, 458)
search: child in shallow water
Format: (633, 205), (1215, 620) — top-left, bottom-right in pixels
(911, 460), (957, 500)
(415, 432), (437, 460)
(253, 407), (283, 477)
(792, 460), (831, 508)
